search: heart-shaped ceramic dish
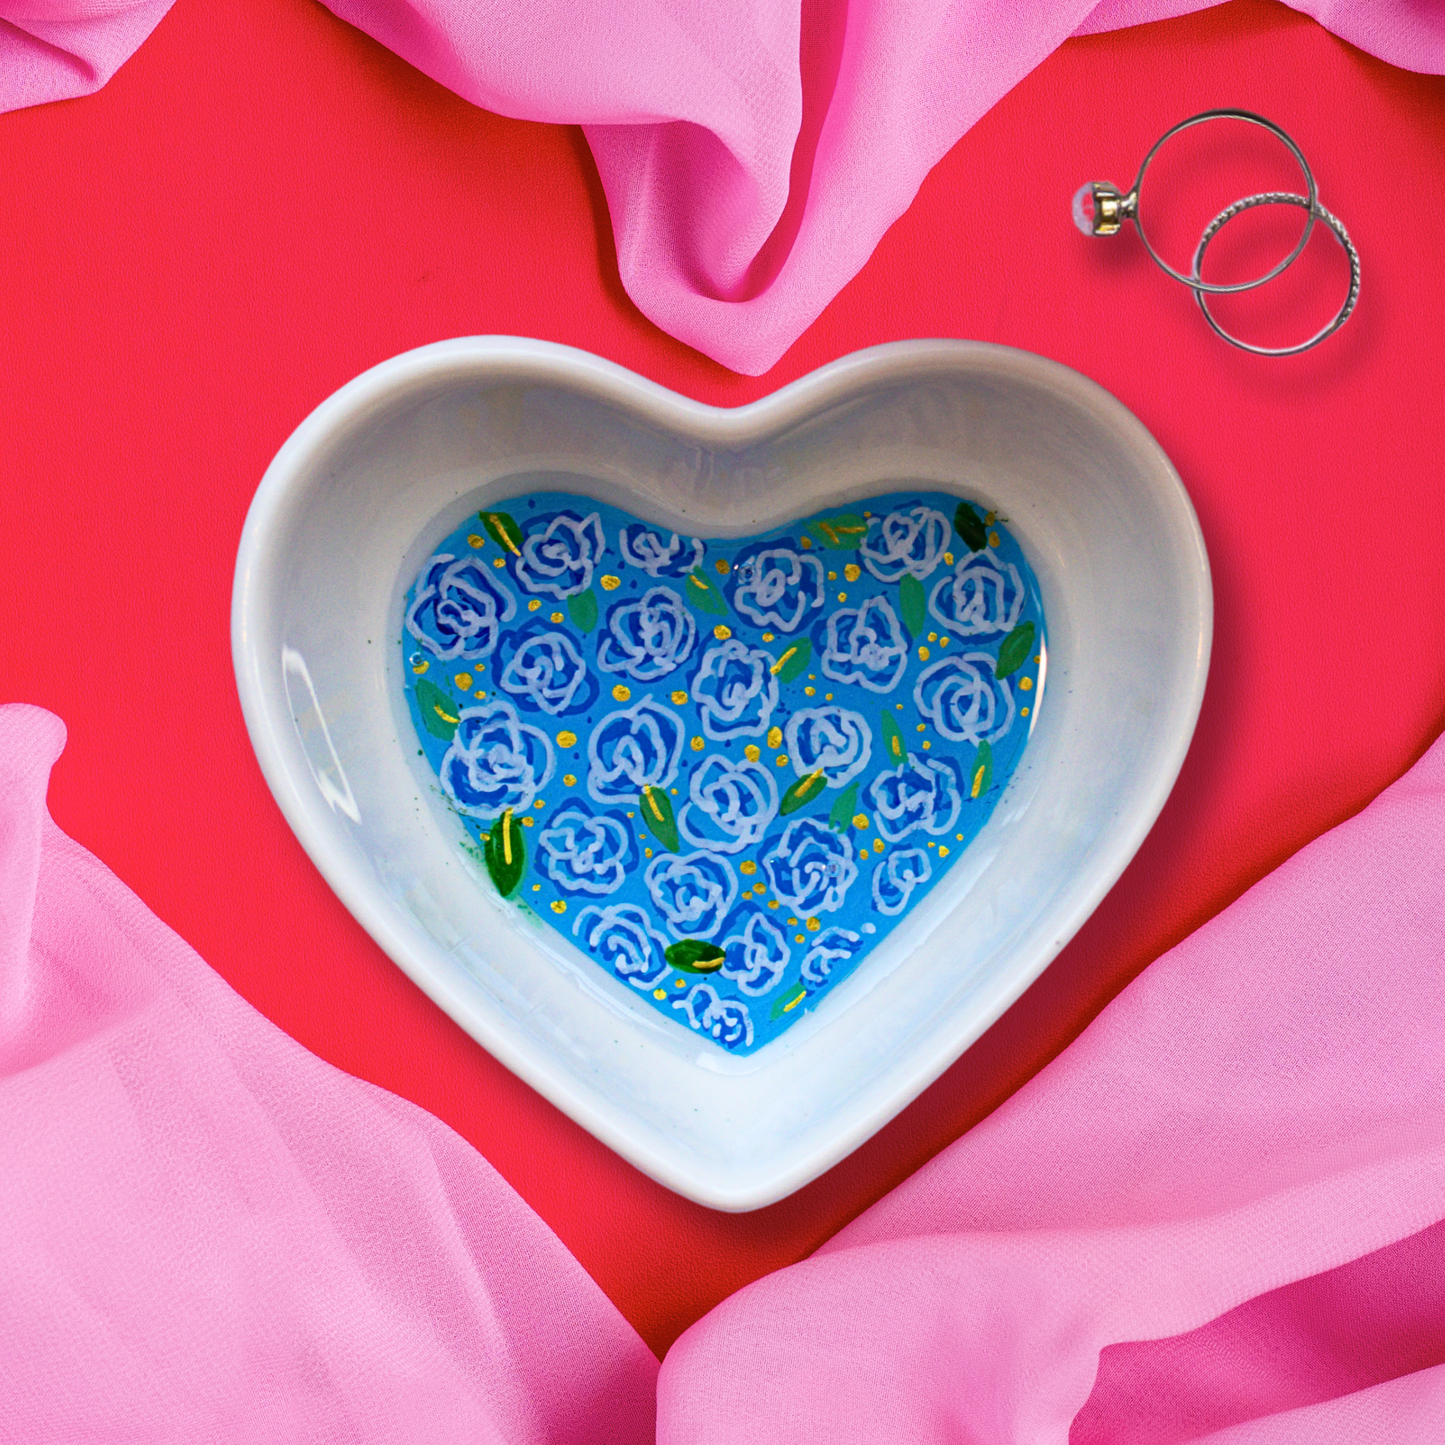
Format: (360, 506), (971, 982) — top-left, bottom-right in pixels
(233, 337), (1210, 1210)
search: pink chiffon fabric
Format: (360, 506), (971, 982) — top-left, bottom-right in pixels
(6, 694), (1445, 1438)
(3, 2), (1442, 373)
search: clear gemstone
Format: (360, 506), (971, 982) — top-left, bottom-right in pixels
(1072, 183), (1097, 236)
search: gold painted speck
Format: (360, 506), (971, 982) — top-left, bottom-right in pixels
(713, 624), (732, 641)
(984, 511), (996, 525)
(521, 816), (534, 827)
(412, 660), (429, 675)
(938, 846), (949, 858)
(532, 883), (541, 891)
(872, 838), (884, 854)
(844, 563), (861, 582)
(828, 570), (838, 581)
(805, 917), (821, 932)
(691, 735), (704, 752)
(944, 551), (954, 565)
(557, 730), (578, 748)
(467, 533), (485, 549)
(454, 673), (473, 690)
(825, 693), (833, 701)
(740, 860), (757, 876)
(644, 847), (653, 858)
(600, 574), (621, 591)
(766, 726), (783, 749)
(715, 559), (730, 575)
(917, 646), (930, 661)
(674, 978), (686, 988)
(787, 917), (798, 926)
(853, 814), (869, 830)
(672, 689), (688, 705)
(795, 934), (805, 944)
(804, 686), (816, 696)
(988, 531), (1001, 548)
(916, 723), (926, 732)
(776, 755), (789, 768)
(939, 636), (950, 647)
(527, 598), (541, 611)
(745, 744), (761, 762)
(858, 847), (869, 860)
(550, 900), (566, 914)
(800, 536), (813, 548)
(1019, 676), (1034, 691)
(837, 591), (847, 602)
(492, 557), (507, 568)
(533, 798), (545, 809)
(563, 773), (577, 787)
(768, 899), (779, 909)
(551, 611), (564, 624)
(762, 632), (775, 642)
(653, 988), (667, 999)
(612, 684), (631, 702)
(928, 632), (937, 642)
(923, 740), (932, 750)
(474, 689), (487, 698)
(1021, 706), (1030, 716)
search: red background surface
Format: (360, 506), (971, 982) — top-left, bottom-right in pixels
(2, 0), (1443, 1358)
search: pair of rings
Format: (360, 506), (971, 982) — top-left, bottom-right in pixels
(1073, 110), (1359, 356)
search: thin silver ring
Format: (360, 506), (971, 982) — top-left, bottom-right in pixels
(1192, 192), (1360, 356)
(1133, 109), (1318, 296)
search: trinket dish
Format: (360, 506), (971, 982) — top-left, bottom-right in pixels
(233, 337), (1210, 1209)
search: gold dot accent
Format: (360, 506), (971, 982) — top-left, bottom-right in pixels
(768, 899), (779, 909)
(939, 846), (950, 858)
(957, 833), (965, 841)
(805, 917), (821, 933)
(493, 557), (507, 568)
(644, 847), (653, 858)
(1019, 676), (1034, 691)
(550, 900), (566, 914)
(844, 563), (861, 582)
(551, 611), (564, 623)
(985, 511), (996, 525)
(928, 632), (938, 642)
(563, 773), (577, 787)
(653, 988), (667, 999)
(522, 816), (534, 827)
(762, 632), (776, 642)
(788, 917), (799, 926)
(674, 979), (686, 988)
(532, 883), (541, 891)
(600, 575), (621, 591)
(853, 814), (869, 830)
(454, 673), (473, 691)
(923, 740), (932, 750)
(804, 686), (816, 696)
(1021, 706), (1030, 716)
(715, 559), (730, 575)
(939, 636), (950, 647)
(859, 848), (869, 860)
(474, 689), (487, 698)
(825, 693), (833, 701)
(467, 533), (485, 548)
(690, 735), (705, 751)
(740, 860), (757, 876)
(626, 811), (635, 818)
(766, 726), (783, 749)
(944, 551), (954, 565)
(837, 591), (847, 602)
(776, 755), (789, 768)
(412, 660), (429, 675)
(918, 646), (930, 661)
(528, 598), (541, 611)
(988, 531), (1001, 548)
(800, 536), (812, 548)
(828, 570), (838, 581)
(557, 730), (577, 748)
(916, 723), (926, 732)
(713, 624), (732, 640)
(612, 684), (632, 701)
(533, 799), (545, 809)
(872, 838), (884, 854)
(795, 934), (806, 944)
(672, 690), (688, 705)
(744, 744), (761, 762)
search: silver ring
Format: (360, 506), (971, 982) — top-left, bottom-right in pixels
(1192, 192), (1360, 356)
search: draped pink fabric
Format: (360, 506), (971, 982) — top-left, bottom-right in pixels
(0, 704), (658, 1443)
(657, 724), (1445, 1442)
(2, 1), (1441, 372)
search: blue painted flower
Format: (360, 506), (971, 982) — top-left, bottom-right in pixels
(800, 927), (861, 987)
(586, 697), (686, 804)
(928, 552), (1026, 636)
(677, 755), (778, 854)
(644, 851), (738, 939)
(406, 554), (516, 661)
(672, 983), (753, 1051)
(858, 505), (950, 583)
(718, 907), (791, 996)
(762, 817), (858, 915)
(439, 700), (554, 819)
(818, 596), (908, 694)
(515, 511), (606, 599)
(866, 754), (964, 843)
(727, 542), (825, 632)
(596, 586), (697, 682)
(783, 706), (872, 788)
(538, 800), (636, 895)
(573, 903), (669, 989)
(690, 639), (778, 741)
(914, 653), (1015, 744)
(872, 848), (932, 916)
(617, 523), (704, 578)
(498, 629), (592, 715)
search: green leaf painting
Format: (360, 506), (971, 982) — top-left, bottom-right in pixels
(880, 709), (907, 765)
(479, 510), (524, 556)
(779, 769), (829, 816)
(483, 809), (526, 898)
(968, 740), (993, 801)
(683, 568), (729, 615)
(567, 587), (599, 633)
(954, 502), (988, 553)
(770, 637), (812, 684)
(995, 621), (1036, 679)
(638, 784), (680, 852)
(899, 573), (926, 637)
(414, 678), (460, 740)
(805, 513), (870, 550)
(665, 939), (726, 973)
(769, 986), (809, 1021)
(828, 781), (861, 833)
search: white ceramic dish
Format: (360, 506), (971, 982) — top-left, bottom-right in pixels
(232, 337), (1211, 1210)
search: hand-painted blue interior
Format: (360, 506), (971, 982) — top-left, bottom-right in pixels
(401, 489), (1046, 1055)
